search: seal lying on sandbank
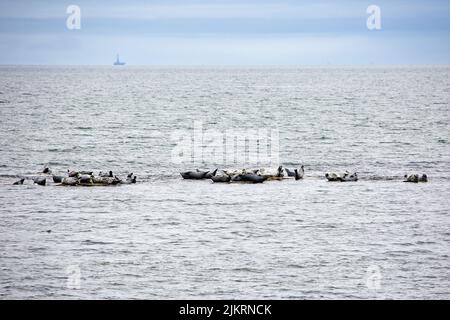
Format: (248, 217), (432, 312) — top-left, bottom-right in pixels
(285, 165), (305, 180)
(53, 175), (64, 183)
(228, 170), (267, 183)
(78, 175), (94, 185)
(33, 177), (46, 186)
(257, 166), (284, 180)
(211, 173), (231, 183)
(240, 173), (267, 183)
(325, 171), (358, 182)
(99, 171), (113, 177)
(404, 174), (427, 183)
(92, 176), (121, 185)
(180, 169), (217, 180)
(181, 171), (208, 180)
(43, 167), (52, 174)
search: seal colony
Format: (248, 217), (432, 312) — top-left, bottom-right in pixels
(180, 166), (428, 184)
(12, 167), (137, 187)
(180, 165), (304, 184)
(10, 165), (428, 186)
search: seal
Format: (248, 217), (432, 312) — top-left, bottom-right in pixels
(78, 175), (93, 185)
(294, 165), (305, 180)
(204, 169), (218, 179)
(67, 170), (79, 177)
(404, 174), (427, 183)
(33, 177), (46, 186)
(240, 173), (267, 183)
(43, 167), (52, 174)
(326, 171), (357, 182)
(99, 171), (113, 177)
(92, 176), (121, 185)
(341, 172), (358, 182)
(180, 171), (209, 180)
(53, 175), (64, 183)
(211, 174), (231, 183)
(285, 168), (295, 177)
(258, 166), (284, 180)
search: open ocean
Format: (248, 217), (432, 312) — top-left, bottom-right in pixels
(0, 65), (449, 299)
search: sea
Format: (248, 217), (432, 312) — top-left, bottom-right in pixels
(0, 65), (449, 299)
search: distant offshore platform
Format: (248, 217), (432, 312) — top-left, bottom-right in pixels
(113, 54), (125, 66)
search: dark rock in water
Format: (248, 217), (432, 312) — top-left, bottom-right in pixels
(53, 175), (64, 183)
(43, 167), (51, 174)
(13, 178), (25, 185)
(33, 177), (46, 186)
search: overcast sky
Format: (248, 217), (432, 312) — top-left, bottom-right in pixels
(0, 0), (449, 65)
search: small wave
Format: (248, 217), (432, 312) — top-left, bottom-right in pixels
(82, 240), (113, 245)
(362, 175), (399, 181)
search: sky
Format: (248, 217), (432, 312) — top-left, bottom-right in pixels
(0, 0), (449, 65)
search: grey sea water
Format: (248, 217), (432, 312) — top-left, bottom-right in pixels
(0, 66), (449, 299)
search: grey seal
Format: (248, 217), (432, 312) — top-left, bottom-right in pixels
(294, 165), (305, 180)
(99, 171), (113, 177)
(92, 176), (121, 185)
(204, 169), (218, 179)
(326, 171), (357, 182)
(53, 175), (64, 183)
(67, 170), (79, 177)
(78, 175), (93, 185)
(180, 171), (209, 180)
(211, 174), (231, 183)
(43, 167), (52, 174)
(240, 173), (267, 183)
(33, 177), (46, 186)
(404, 174), (427, 183)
